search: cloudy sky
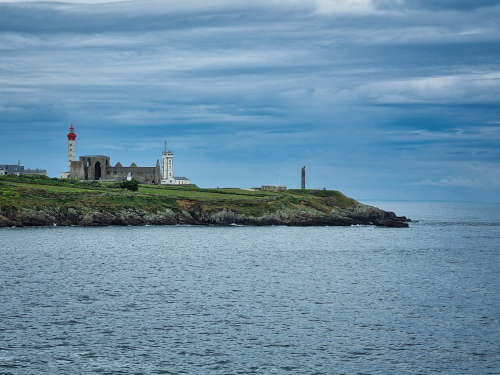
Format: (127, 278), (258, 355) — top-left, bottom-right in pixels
(1, 0), (500, 201)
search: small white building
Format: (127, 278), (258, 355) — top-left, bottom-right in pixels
(161, 147), (191, 185)
(0, 168), (6, 176)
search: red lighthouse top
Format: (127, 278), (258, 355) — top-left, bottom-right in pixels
(67, 124), (77, 141)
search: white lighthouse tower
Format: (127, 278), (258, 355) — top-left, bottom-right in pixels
(160, 141), (190, 185)
(60, 124), (77, 178)
(161, 141), (174, 184)
(67, 124), (77, 170)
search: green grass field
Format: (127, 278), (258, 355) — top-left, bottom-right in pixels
(0, 175), (358, 216)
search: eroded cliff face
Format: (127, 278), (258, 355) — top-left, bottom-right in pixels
(0, 176), (411, 228)
(0, 204), (409, 228)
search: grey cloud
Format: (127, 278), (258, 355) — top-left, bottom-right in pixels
(358, 72), (500, 105)
(1, 0), (500, 200)
(394, 0), (500, 11)
(417, 161), (500, 188)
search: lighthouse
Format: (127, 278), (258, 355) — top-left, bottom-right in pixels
(67, 124), (77, 171)
(60, 124), (77, 179)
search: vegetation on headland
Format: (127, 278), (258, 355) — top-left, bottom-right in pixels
(119, 179), (139, 191)
(0, 175), (409, 227)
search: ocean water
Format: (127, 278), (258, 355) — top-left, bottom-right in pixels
(1, 202), (499, 375)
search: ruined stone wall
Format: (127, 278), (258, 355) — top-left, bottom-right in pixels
(106, 166), (158, 184)
(70, 155), (161, 184)
(71, 156), (110, 181)
(70, 160), (84, 180)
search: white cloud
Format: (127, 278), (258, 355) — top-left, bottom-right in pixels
(386, 125), (500, 142)
(0, 39), (312, 87)
(418, 162), (500, 189)
(0, 0), (378, 15)
(312, 0), (375, 14)
(361, 72), (500, 104)
(0, 0), (108, 2)
(321, 25), (500, 45)
(107, 107), (279, 126)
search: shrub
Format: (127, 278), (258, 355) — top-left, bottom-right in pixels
(119, 179), (139, 191)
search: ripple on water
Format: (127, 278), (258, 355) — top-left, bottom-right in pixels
(1, 204), (500, 375)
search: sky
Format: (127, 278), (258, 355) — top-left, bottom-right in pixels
(1, 0), (500, 201)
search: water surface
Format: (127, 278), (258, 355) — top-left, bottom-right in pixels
(1, 202), (499, 374)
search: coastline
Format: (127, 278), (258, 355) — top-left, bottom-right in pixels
(0, 175), (410, 228)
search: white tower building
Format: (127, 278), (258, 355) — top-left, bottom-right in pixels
(162, 148), (174, 183)
(60, 124), (77, 178)
(67, 124), (77, 171)
(161, 141), (191, 185)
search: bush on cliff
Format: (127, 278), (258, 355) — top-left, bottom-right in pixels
(119, 179), (139, 191)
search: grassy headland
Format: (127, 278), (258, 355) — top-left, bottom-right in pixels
(0, 175), (409, 227)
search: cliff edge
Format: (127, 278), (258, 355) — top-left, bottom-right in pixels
(0, 176), (410, 228)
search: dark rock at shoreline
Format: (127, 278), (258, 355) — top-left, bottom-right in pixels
(0, 204), (409, 228)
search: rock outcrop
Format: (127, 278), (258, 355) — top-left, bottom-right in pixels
(0, 204), (409, 228)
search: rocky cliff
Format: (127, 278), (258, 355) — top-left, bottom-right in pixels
(0, 176), (410, 228)
(0, 203), (409, 228)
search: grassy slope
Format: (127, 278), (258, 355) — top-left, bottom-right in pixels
(0, 175), (359, 217)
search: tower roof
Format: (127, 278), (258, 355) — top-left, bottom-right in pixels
(67, 123), (77, 141)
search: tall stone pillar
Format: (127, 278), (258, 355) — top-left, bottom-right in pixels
(301, 166), (306, 189)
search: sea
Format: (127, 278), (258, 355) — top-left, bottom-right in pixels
(1, 201), (499, 375)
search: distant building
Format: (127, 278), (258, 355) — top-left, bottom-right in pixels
(0, 163), (46, 176)
(60, 124), (161, 183)
(0, 163), (23, 175)
(160, 143), (191, 185)
(60, 124), (190, 185)
(301, 166), (306, 189)
(70, 155), (161, 184)
(261, 185), (287, 192)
